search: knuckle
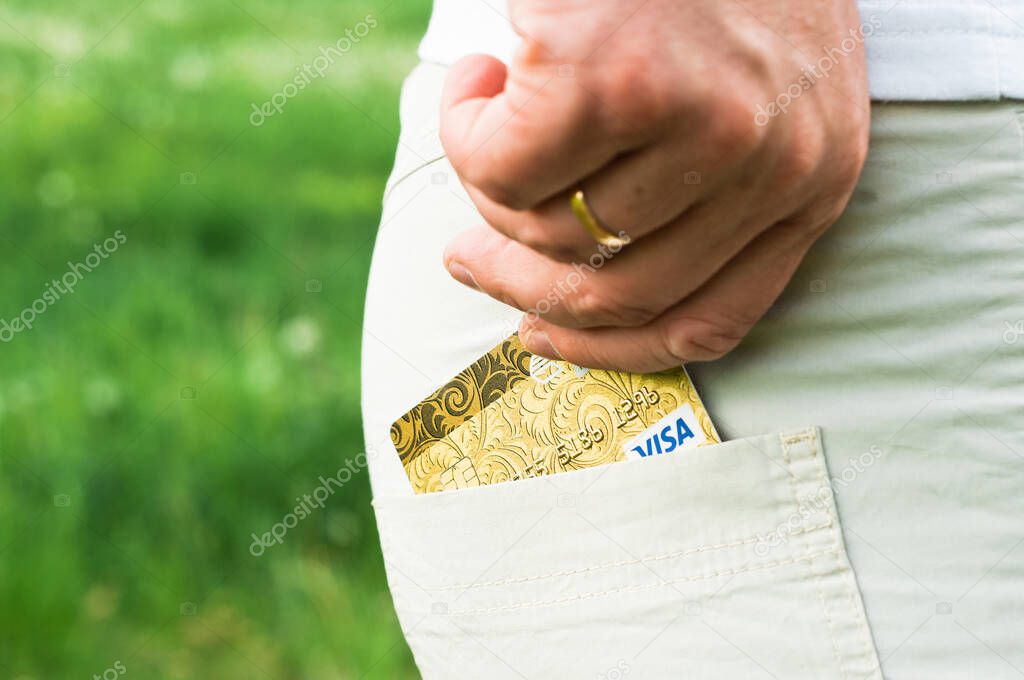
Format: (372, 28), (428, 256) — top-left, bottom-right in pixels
(594, 64), (672, 140)
(703, 91), (767, 160)
(543, 244), (588, 263)
(438, 120), (466, 164)
(508, 218), (578, 262)
(832, 127), (870, 192)
(559, 81), (598, 125)
(789, 123), (868, 225)
(483, 242), (528, 310)
(663, 313), (752, 362)
(477, 203), (583, 261)
(470, 171), (530, 210)
(568, 287), (661, 328)
(452, 157), (487, 193)
(513, 218), (564, 258)
(810, 199), (851, 232)
(455, 157), (530, 210)
(776, 122), (826, 187)
(488, 274), (525, 311)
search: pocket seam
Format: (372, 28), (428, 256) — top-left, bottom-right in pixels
(782, 430), (847, 680)
(433, 520), (835, 592)
(834, 538), (882, 677)
(781, 431), (850, 680)
(779, 430), (881, 679)
(443, 429), (842, 616)
(446, 547), (843, 616)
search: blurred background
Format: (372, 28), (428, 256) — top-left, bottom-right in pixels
(0, 0), (425, 676)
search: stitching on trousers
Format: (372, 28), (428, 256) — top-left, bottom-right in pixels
(780, 431), (849, 680)
(432, 521), (834, 592)
(381, 152), (447, 203)
(836, 539), (883, 677)
(781, 428), (817, 448)
(785, 430), (882, 676)
(447, 548), (842, 615)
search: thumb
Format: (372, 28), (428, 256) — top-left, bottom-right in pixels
(441, 54), (508, 110)
(440, 54), (508, 166)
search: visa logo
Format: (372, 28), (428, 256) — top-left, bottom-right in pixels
(623, 403), (707, 460)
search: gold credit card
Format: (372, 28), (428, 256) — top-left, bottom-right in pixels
(389, 334), (534, 468)
(400, 347), (719, 494)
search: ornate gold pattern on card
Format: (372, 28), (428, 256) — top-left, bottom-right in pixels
(390, 335), (533, 467)
(406, 364), (718, 494)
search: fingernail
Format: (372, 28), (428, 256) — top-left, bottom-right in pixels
(526, 329), (562, 360)
(447, 261), (480, 290)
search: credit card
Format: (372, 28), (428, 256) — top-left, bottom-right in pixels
(390, 334), (534, 467)
(403, 353), (719, 494)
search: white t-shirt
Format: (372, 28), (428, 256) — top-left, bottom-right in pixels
(417, 0), (1024, 100)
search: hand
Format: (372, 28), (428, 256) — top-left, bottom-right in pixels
(439, 0), (870, 372)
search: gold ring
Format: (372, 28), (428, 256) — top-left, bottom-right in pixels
(570, 189), (628, 249)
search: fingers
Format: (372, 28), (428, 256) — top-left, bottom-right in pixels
(439, 54), (631, 210)
(462, 184), (596, 262)
(574, 129), (743, 247)
(516, 219), (820, 372)
(440, 54), (510, 112)
(461, 114), (761, 261)
(464, 139), (728, 262)
(444, 188), (766, 329)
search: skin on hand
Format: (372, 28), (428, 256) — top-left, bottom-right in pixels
(440, 0), (871, 372)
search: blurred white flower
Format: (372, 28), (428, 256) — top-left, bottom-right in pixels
(84, 376), (121, 416)
(39, 20), (85, 60)
(280, 316), (321, 357)
(6, 379), (38, 411)
(170, 51), (211, 89)
(83, 584), (120, 620)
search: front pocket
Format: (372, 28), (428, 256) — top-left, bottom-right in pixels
(373, 427), (882, 679)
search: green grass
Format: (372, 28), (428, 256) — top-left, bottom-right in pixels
(0, 0), (427, 676)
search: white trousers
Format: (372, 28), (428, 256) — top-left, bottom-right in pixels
(362, 63), (1024, 679)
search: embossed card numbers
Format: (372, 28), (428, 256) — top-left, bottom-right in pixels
(391, 334), (719, 494)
